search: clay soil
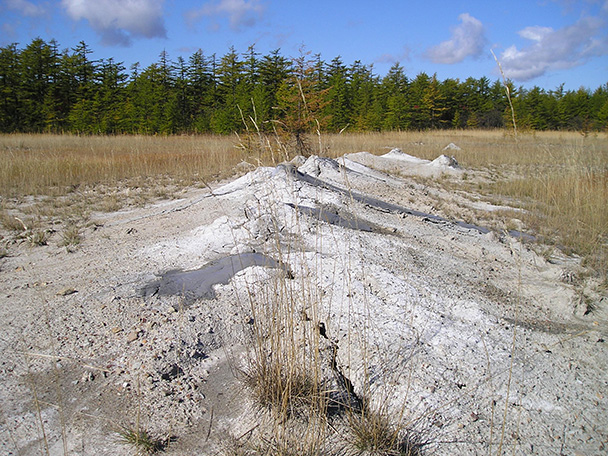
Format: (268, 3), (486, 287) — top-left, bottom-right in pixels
(0, 149), (606, 455)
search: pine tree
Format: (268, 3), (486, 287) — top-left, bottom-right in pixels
(423, 74), (446, 129)
(558, 88), (591, 131)
(95, 58), (127, 133)
(482, 79), (507, 128)
(168, 56), (190, 132)
(348, 60), (377, 131)
(438, 78), (462, 129)
(256, 49), (291, 127)
(187, 50), (214, 131)
(275, 49), (328, 155)
(239, 45), (262, 128)
(66, 41), (102, 133)
(126, 51), (176, 133)
(590, 83), (608, 131)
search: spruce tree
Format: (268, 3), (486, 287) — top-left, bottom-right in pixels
(325, 56), (351, 132)
(0, 43), (21, 132)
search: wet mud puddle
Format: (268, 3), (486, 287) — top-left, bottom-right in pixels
(139, 253), (287, 304)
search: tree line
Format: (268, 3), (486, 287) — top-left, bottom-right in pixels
(1, 38), (607, 135)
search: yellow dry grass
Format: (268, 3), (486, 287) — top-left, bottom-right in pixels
(0, 134), (245, 197)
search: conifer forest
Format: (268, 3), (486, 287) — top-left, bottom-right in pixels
(1, 38), (607, 135)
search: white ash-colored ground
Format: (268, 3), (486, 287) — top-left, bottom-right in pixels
(0, 149), (606, 455)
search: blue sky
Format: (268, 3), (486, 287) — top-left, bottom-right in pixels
(1, 0), (607, 90)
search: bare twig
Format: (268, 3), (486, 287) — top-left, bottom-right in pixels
(491, 49), (518, 141)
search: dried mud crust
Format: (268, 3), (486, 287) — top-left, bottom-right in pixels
(0, 155), (606, 455)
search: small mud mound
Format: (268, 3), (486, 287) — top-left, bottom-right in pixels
(346, 149), (463, 177)
(299, 155), (343, 177)
(383, 148), (429, 164)
(430, 154), (459, 169)
(443, 142), (462, 151)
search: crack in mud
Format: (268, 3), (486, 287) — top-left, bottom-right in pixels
(317, 321), (363, 414)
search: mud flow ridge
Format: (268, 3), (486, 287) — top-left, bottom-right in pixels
(285, 164), (535, 240)
(286, 202), (375, 232)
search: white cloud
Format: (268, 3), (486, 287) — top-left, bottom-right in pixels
(425, 13), (487, 64)
(518, 26), (552, 42)
(61, 0), (167, 46)
(186, 0), (265, 31)
(500, 15), (608, 81)
(5, 0), (46, 17)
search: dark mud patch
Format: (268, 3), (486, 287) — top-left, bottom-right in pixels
(139, 253), (288, 305)
(286, 203), (375, 232)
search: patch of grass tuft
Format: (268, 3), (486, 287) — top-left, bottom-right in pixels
(117, 426), (166, 455)
(60, 224), (82, 251)
(25, 228), (49, 246)
(0, 210), (24, 231)
(244, 349), (325, 419)
(347, 405), (421, 456)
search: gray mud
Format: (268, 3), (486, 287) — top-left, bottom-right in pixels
(286, 203), (375, 232)
(139, 252), (286, 304)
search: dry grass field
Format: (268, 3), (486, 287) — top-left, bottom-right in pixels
(1, 130), (606, 281)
